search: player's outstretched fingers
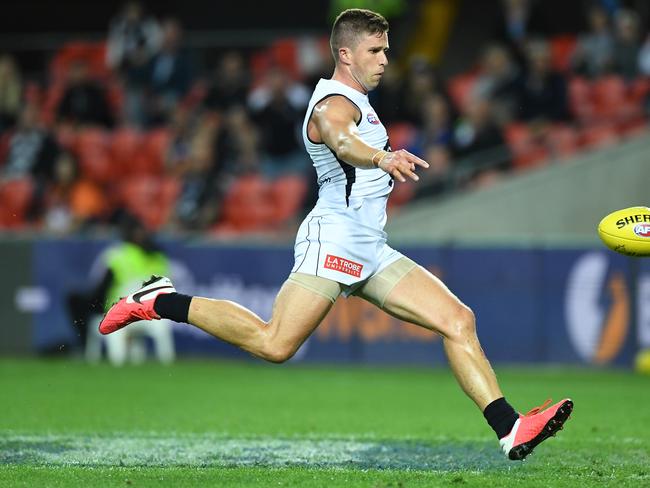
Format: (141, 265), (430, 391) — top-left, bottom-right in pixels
(404, 150), (429, 169)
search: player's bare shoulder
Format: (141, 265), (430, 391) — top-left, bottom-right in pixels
(308, 96), (361, 144)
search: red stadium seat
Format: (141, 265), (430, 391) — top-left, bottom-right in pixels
(269, 175), (308, 223)
(111, 128), (143, 174)
(386, 122), (417, 151)
(580, 124), (619, 149)
(220, 174), (274, 231)
(120, 176), (180, 230)
(568, 77), (594, 122)
(592, 75), (628, 120)
(0, 178), (34, 228)
(504, 124), (550, 169)
(74, 128), (114, 183)
(549, 35), (577, 73)
(547, 124), (581, 160)
(448, 73), (478, 112)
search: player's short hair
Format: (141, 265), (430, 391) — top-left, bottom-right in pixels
(330, 9), (389, 64)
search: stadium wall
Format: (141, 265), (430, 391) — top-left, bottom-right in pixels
(387, 134), (650, 245)
(1, 238), (647, 366)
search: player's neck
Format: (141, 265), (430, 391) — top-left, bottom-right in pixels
(331, 67), (368, 95)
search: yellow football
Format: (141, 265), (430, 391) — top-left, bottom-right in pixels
(598, 206), (650, 257)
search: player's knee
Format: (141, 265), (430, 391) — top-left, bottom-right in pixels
(261, 342), (296, 364)
(448, 305), (476, 342)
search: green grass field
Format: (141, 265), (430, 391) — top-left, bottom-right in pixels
(1, 359), (649, 487)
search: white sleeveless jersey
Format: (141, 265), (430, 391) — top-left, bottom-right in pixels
(291, 79), (405, 289)
(302, 79), (393, 209)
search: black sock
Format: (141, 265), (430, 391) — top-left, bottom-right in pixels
(483, 397), (518, 439)
(154, 293), (193, 323)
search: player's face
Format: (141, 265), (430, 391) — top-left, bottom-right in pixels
(349, 31), (389, 92)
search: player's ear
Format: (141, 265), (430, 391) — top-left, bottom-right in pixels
(338, 47), (352, 66)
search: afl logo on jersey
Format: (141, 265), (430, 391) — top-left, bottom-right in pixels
(367, 112), (380, 125)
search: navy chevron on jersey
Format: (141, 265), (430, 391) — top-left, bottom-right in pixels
(302, 79), (393, 208)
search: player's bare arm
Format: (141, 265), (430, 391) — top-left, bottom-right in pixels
(309, 96), (429, 183)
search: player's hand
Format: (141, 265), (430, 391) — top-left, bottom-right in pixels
(377, 149), (429, 183)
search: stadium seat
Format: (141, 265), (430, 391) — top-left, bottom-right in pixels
(269, 175), (308, 224)
(447, 72), (478, 112)
(386, 122), (417, 151)
(0, 178), (34, 228)
(580, 124), (619, 149)
(219, 174), (275, 231)
(549, 35), (577, 73)
(111, 128), (142, 171)
(120, 176), (180, 230)
(50, 41), (109, 84)
(568, 77), (594, 122)
(387, 180), (415, 209)
(547, 124), (580, 160)
(74, 129), (114, 183)
(591, 75), (628, 120)
(504, 123), (550, 169)
(140, 129), (171, 175)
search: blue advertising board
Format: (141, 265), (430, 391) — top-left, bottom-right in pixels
(31, 239), (645, 365)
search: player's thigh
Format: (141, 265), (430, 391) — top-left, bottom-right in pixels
(267, 272), (341, 349)
(380, 264), (473, 339)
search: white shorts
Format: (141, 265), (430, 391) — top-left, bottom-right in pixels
(291, 199), (404, 296)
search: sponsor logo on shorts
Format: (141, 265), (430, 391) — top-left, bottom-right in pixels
(634, 224), (650, 237)
(367, 112), (380, 125)
(324, 254), (363, 278)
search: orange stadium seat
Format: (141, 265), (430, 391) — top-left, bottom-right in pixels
(0, 178), (34, 228)
(591, 75), (628, 120)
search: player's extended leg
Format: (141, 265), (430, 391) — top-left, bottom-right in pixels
(99, 274), (340, 364)
(361, 260), (502, 410)
(354, 257), (572, 460)
(186, 277), (336, 362)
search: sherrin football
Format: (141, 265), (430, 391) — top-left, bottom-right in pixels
(598, 206), (650, 257)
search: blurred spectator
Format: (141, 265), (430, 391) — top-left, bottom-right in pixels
(413, 143), (452, 199)
(106, 1), (161, 72)
(638, 33), (650, 75)
(249, 67), (309, 177)
(56, 61), (114, 128)
(165, 105), (194, 177)
(572, 5), (614, 78)
(370, 63), (402, 124)
(204, 52), (250, 112)
(43, 151), (107, 233)
(396, 58), (448, 125)
(473, 44), (520, 125)
(452, 96), (510, 184)
(146, 18), (194, 125)
(172, 112), (220, 229)
(501, 0), (532, 45)
(409, 93), (454, 156)
(515, 39), (570, 123)
(218, 105), (262, 176)
(0, 55), (22, 134)
(2, 104), (59, 181)
(612, 9), (642, 80)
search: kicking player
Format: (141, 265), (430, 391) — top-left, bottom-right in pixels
(100, 8), (572, 460)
